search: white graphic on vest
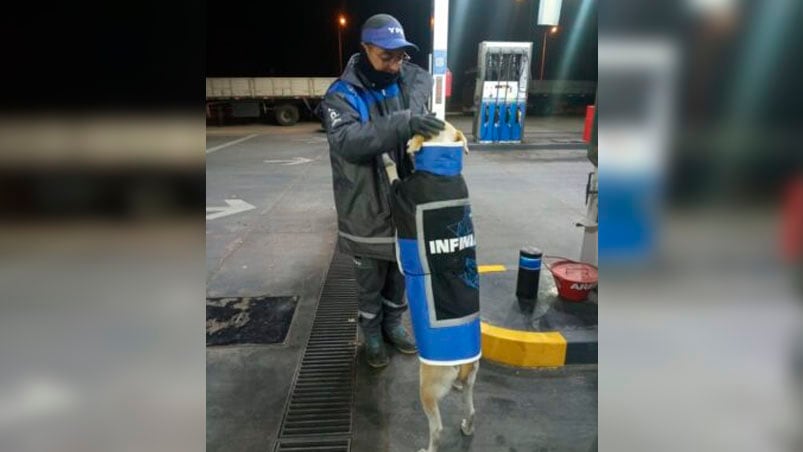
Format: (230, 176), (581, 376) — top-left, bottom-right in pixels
(327, 108), (342, 127)
(428, 234), (476, 254)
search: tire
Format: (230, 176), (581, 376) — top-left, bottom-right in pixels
(275, 104), (300, 126)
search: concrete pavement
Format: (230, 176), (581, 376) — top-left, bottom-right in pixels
(206, 121), (597, 452)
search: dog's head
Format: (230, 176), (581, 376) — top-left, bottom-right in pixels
(405, 120), (469, 177)
(407, 120), (469, 155)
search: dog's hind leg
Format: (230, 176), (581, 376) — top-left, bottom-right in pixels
(452, 361), (473, 391)
(419, 393), (442, 452)
(419, 364), (457, 452)
(459, 361), (479, 436)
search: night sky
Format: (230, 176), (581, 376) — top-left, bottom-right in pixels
(207, 0), (597, 102)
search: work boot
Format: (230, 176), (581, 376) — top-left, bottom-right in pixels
(382, 323), (418, 354)
(363, 333), (389, 368)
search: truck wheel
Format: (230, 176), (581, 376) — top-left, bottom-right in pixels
(275, 104), (300, 126)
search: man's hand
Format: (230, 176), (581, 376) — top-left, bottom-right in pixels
(409, 112), (445, 139)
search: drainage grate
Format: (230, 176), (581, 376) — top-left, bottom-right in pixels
(275, 438), (350, 452)
(274, 252), (357, 450)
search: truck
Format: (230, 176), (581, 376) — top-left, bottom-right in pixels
(206, 77), (336, 126)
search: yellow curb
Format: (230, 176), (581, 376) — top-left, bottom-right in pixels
(480, 322), (566, 368)
(478, 264), (507, 273)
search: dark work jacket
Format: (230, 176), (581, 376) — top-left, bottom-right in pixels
(321, 53), (433, 260)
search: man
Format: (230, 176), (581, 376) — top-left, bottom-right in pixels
(321, 14), (445, 368)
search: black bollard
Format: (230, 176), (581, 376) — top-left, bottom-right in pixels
(515, 247), (542, 312)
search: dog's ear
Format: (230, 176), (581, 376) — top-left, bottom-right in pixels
(456, 130), (470, 155)
(407, 134), (426, 154)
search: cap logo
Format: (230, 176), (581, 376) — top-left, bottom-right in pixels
(387, 26), (403, 35)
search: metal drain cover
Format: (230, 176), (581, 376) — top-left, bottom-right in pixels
(274, 253), (357, 450)
(275, 438), (350, 452)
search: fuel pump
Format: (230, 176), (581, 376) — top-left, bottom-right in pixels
(473, 42), (532, 144)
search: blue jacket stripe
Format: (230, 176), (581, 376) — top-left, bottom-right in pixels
(328, 81), (369, 123)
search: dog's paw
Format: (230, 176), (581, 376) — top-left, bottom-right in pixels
(418, 448), (428, 452)
(456, 130), (470, 155)
(460, 418), (475, 436)
(452, 381), (464, 391)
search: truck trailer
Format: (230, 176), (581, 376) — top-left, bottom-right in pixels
(206, 77), (336, 126)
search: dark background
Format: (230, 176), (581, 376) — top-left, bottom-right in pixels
(207, 0), (598, 108)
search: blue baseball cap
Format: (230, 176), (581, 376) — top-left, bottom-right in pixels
(360, 14), (420, 52)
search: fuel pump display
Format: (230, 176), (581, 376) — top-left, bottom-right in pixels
(473, 42), (532, 144)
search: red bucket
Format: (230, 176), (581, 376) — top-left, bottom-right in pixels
(544, 257), (598, 302)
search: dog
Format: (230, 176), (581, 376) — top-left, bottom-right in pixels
(407, 120), (470, 155)
(384, 120), (480, 452)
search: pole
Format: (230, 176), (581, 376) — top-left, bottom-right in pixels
(337, 28), (343, 74)
(578, 91), (598, 266)
(539, 28), (547, 80)
(431, 0), (449, 119)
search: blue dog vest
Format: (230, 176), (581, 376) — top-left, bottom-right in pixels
(390, 142), (482, 365)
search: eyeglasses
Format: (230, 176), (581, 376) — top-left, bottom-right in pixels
(368, 45), (411, 64)
(379, 51), (410, 63)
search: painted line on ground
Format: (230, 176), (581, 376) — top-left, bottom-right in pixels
(206, 134), (259, 154)
(478, 264), (507, 273)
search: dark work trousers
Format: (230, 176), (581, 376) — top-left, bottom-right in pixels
(352, 255), (407, 335)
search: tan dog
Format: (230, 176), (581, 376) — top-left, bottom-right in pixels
(385, 120), (479, 452)
(407, 119), (470, 155)
(418, 359), (480, 452)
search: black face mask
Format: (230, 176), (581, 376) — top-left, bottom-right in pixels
(356, 51), (400, 89)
